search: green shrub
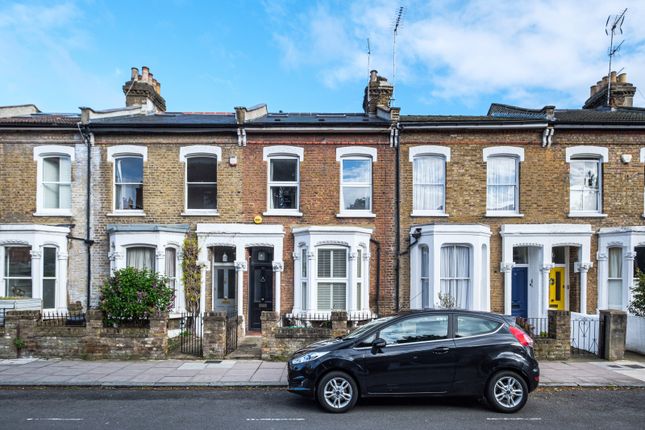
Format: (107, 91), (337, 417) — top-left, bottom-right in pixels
(629, 269), (645, 317)
(100, 267), (174, 325)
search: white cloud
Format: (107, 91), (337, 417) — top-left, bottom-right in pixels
(270, 0), (645, 110)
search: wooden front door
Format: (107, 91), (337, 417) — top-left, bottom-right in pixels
(248, 247), (273, 330)
(549, 267), (566, 310)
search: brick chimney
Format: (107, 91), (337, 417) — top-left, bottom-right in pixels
(583, 71), (636, 109)
(363, 70), (394, 115)
(122, 66), (166, 112)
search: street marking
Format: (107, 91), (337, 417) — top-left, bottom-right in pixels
(486, 417), (541, 421)
(26, 418), (84, 421)
(246, 418), (305, 421)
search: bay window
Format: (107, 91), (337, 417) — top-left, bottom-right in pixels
(42, 247), (57, 309)
(126, 246), (155, 271)
(440, 245), (471, 309)
(317, 248), (347, 310)
(608, 247), (622, 309)
(4, 247), (32, 298)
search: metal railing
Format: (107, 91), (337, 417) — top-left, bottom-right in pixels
(225, 316), (237, 356)
(515, 317), (549, 338)
(0, 308), (5, 327)
(571, 314), (599, 356)
(180, 312), (203, 357)
(39, 311), (86, 327)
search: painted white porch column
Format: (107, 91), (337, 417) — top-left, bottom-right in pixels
(625, 251), (636, 312)
(272, 261), (284, 314)
(57, 252), (69, 310)
(306, 251), (315, 312)
(501, 262), (515, 315)
(362, 251), (371, 311)
(541, 264), (555, 317)
(30, 249), (42, 301)
(348, 252), (357, 312)
(596, 251), (608, 311)
(155, 250), (165, 275)
(234, 260), (246, 317)
(578, 262), (592, 315)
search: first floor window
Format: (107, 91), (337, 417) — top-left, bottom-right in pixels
(420, 245), (430, 308)
(487, 156), (518, 212)
(186, 156), (217, 210)
(570, 159), (601, 212)
(317, 248), (347, 310)
(269, 157), (299, 210)
(341, 158), (372, 211)
(608, 247), (622, 309)
(42, 156), (72, 209)
(126, 247), (155, 271)
(440, 245), (471, 309)
(115, 156), (144, 210)
(42, 247), (57, 308)
(413, 155), (445, 212)
(4, 247), (32, 298)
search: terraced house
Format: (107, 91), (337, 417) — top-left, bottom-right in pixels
(0, 66), (644, 346)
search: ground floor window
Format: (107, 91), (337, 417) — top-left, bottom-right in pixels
(440, 245), (471, 309)
(4, 247), (32, 298)
(126, 247), (156, 271)
(42, 247), (57, 308)
(317, 248), (347, 310)
(608, 247), (623, 309)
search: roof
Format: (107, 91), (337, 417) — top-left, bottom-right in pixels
(0, 112), (80, 127)
(486, 103), (645, 126)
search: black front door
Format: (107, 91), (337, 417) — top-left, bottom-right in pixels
(249, 247), (273, 330)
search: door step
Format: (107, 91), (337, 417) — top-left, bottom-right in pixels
(225, 335), (262, 360)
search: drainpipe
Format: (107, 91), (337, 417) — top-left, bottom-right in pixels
(77, 121), (94, 310)
(393, 124), (401, 313)
(370, 238), (381, 316)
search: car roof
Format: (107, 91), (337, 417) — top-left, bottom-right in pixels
(391, 309), (512, 323)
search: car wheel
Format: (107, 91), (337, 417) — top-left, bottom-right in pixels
(316, 371), (358, 413)
(486, 370), (528, 413)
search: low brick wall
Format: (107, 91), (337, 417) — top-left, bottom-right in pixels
(533, 310), (571, 361)
(0, 309), (168, 360)
(261, 311), (348, 361)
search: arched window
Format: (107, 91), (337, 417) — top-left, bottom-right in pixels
(608, 247), (623, 309)
(420, 245), (430, 308)
(440, 245), (471, 309)
(317, 248), (347, 310)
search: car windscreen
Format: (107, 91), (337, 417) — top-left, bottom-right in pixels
(344, 316), (396, 340)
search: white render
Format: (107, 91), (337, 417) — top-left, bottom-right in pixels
(482, 146), (525, 162)
(0, 224), (70, 311)
(262, 145), (304, 161)
(597, 226), (645, 312)
(408, 145), (451, 162)
(409, 224), (491, 312)
(179, 145), (222, 163)
(196, 223), (285, 317)
(291, 226), (373, 319)
(500, 224), (593, 317)
(565, 145), (608, 163)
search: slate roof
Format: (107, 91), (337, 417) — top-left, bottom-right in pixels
(0, 113), (80, 127)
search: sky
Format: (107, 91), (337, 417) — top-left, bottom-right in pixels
(2, 0), (645, 116)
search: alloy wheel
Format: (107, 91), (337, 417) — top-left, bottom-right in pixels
(493, 376), (524, 408)
(323, 377), (353, 410)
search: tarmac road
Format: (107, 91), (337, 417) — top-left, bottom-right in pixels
(0, 387), (643, 430)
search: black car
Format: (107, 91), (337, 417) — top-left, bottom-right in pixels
(288, 309), (539, 413)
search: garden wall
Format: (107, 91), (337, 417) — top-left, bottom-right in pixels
(626, 315), (645, 355)
(531, 311), (571, 361)
(0, 309), (168, 359)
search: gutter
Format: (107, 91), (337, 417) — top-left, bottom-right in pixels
(401, 123), (548, 130)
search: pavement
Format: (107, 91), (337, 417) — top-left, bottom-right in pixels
(1, 356), (645, 388)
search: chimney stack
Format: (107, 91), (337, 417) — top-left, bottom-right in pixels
(583, 71), (636, 109)
(362, 70), (394, 115)
(122, 66), (166, 112)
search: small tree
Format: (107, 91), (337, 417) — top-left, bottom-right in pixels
(438, 292), (456, 309)
(629, 269), (645, 317)
(182, 233), (202, 314)
(100, 267), (174, 325)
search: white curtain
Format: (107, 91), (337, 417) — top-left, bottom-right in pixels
(414, 156), (445, 211)
(608, 247), (623, 309)
(570, 160), (599, 212)
(487, 157), (517, 211)
(421, 246), (430, 308)
(126, 247), (155, 271)
(440, 245), (470, 309)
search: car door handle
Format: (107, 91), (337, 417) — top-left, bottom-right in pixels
(433, 347), (450, 354)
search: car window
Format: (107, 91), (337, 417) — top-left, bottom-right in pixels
(379, 314), (449, 345)
(354, 333), (376, 348)
(455, 316), (501, 338)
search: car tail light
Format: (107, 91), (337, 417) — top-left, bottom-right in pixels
(510, 326), (534, 348)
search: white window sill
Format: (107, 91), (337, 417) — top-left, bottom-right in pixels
(411, 211), (448, 217)
(336, 212), (376, 218)
(107, 211), (146, 217)
(485, 212), (524, 218)
(263, 210), (303, 217)
(182, 210), (219, 216)
(568, 212), (608, 218)
(33, 210), (73, 217)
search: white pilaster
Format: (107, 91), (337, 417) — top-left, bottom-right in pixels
(625, 251), (636, 312)
(578, 262), (592, 315)
(30, 249), (42, 301)
(541, 264), (555, 317)
(272, 261), (284, 313)
(57, 252), (69, 310)
(501, 262), (515, 315)
(234, 260), (247, 317)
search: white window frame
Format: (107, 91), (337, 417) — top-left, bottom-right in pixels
(263, 146), (304, 216)
(568, 157), (605, 217)
(180, 146), (221, 216)
(483, 147), (524, 217)
(607, 247), (623, 309)
(3, 245), (32, 298)
(33, 146), (75, 216)
(107, 146), (147, 216)
(440, 244), (472, 310)
(566, 146), (607, 217)
(411, 154), (448, 217)
(41, 246), (58, 310)
(336, 147), (377, 218)
(316, 247), (348, 311)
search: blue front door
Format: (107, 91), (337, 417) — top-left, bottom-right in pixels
(511, 267), (528, 318)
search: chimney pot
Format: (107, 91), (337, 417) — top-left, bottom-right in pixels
(602, 75), (608, 85)
(618, 72), (628, 83)
(131, 67), (139, 80)
(590, 85), (597, 96)
(370, 70), (378, 82)
(610, 71), (617, 83)
(142, 66), (149, 82)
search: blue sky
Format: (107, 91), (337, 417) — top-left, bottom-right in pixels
(2, 0), (645, 115)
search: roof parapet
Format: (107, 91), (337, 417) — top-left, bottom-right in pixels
(0, 104), (40, 118)
(234, 104), (268, 124)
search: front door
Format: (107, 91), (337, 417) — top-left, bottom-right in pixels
(249, 247), (273, 330)
(213, 265), (236, 315)
(549, 267), (565, 310)
(511, 267), (528, 318)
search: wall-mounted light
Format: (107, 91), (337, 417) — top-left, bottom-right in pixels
(229, 156), (238, 166)
(621, 154), (632, 164)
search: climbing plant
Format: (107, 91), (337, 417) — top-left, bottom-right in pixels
(182, 232), (202, 314)
(629, 269), (645, 317)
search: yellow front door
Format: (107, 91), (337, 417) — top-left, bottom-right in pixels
(549, 267), (566, 310)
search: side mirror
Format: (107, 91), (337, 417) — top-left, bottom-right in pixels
(371, 338), (386, 353)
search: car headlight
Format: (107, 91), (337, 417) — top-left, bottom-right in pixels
(291, 351), (329, 365)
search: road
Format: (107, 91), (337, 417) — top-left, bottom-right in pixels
(0, 387), (643, 429)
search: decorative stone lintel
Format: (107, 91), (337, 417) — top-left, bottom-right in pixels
(597, 251), (608, 261)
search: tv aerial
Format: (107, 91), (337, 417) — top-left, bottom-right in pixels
(605, 8), (627, 106)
